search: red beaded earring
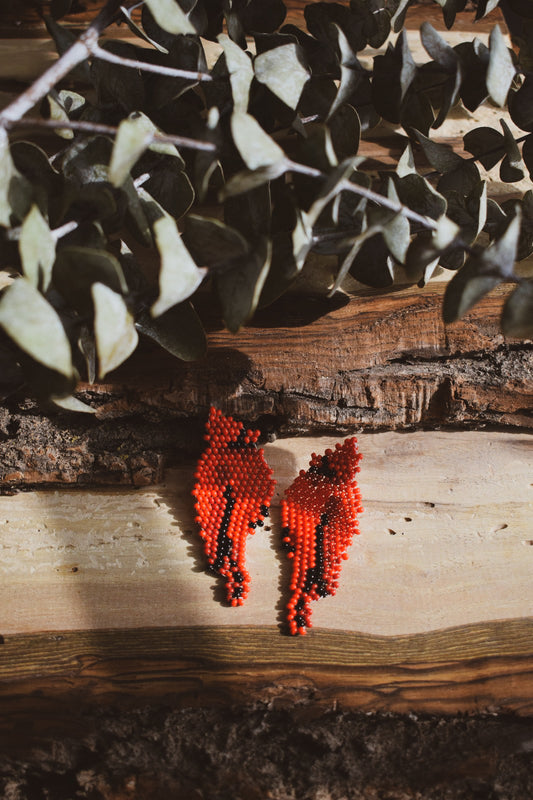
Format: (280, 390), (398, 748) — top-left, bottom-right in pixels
(192, 407), (276, 606)
(281, 438), (363, 635)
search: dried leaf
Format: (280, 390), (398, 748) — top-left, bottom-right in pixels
(109, 111), (181, 187)
(254, 43), (310, 109)
(463, 126), (505, 170)
(52, 394), (97, 413)
(0, 130), (29, 227)
(487, 25), (516, 107)
(19, 205), (56, 291)
(499, 118), (525, 183)
(53, 246), (128, 315)
(183, 215), (250, 267)
(414, 129), (464, 173)
(215, 237), (272, 332)
(382, 180), (410, 264)
(136, 301), (207, 361)
(144, 0), (196, 35)
(509, 75), (533, 132)
(231, 112), (286, 170)
(501, 280), (533, 337)
(218, 33), (254, 112)
(92, 282), (138, 378)
(0, 278), (73, 378)
(141, 192), (207, 317)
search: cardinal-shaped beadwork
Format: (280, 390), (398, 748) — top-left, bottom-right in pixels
(193, 407), (276, 606)
(281, 438), (363, 635)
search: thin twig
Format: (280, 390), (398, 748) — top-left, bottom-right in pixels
(92, 43), (213, 82)
(0, 27), (99, 126)
(7, 116), (217, 152)
(286, 158), (438, 232)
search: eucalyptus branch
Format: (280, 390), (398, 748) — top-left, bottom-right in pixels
(339, 178), (439, 230)
(7, 117), (216, 152)
(0, 27), (99, 126)
(92, 44), (213, 82)
(0, 2), (210, 131)
(286, 159), (439, 232)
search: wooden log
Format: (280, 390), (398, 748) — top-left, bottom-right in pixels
(0, 285), (531, 487)
(1, 429), (532, 751)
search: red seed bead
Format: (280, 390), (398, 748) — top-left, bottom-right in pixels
(281, 437), (363, 636)
(193, 407), (276, 607)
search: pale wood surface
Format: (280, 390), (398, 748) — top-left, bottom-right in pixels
(1, 430), (531, 637)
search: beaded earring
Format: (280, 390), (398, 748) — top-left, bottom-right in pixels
(281, 438), (363, 635)
(192, 407), (276, 606)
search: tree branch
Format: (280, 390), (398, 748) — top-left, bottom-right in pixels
(0, 27), (99, 126)
(92, 44), (213, 82)
(286, 159), (438, 232)
(6, 117), (216, 152)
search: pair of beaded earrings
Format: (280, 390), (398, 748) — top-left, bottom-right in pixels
(192, 407), (363, 635)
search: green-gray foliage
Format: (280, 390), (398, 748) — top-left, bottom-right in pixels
(0, 0), (532, 403)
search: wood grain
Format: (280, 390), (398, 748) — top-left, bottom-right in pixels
(1, 620), (532, 755)
(1, 431), (531, 637)
(1, 285), (531, 486)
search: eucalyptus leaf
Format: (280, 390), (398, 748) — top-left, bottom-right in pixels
(92, 282), (139, 378)
(396, 142), (416, 177)
(231, 112), (286, 170)
(19, 205), (56, 291)
(499, 118), (525, 182)
(501, 280), (533, 337)
(47, 92), (75, 140)
(254, 43), (310, 110)
(143, 164), (194, 220)
(349, 233), (395, 288)
(327, 24), (365, 120)
(222, 162), (287, 197)
(522, 133), (533, 180)
(330, 226), (374, 294)
(141, 192), (207, 317)
(413, 129), (464, 173)
(119, 4), (169, 52)
(144, 0), (196, 34)
(475, 0), (500, 19)
(463, 126), (505, 170)
(52, 394), (97, 413)
(484, 207), (522, 277)
(455, 41), (489, 112)
(509, 75), (533, 132)
(443, 258), (502, 323)
(329, 104), (361, 161)
(215, 237), (272, 332)
(436, 161), (480, 197)
(44, 15), (91, 83)
(382, 180), (410, 264)
(434, 0), (467, 30)
(394, 173), (447, 220)
(53, 246), (128, 315)
(91, 41), (146, 112)
(240, 0), (287, 34)
(109, 111), (181, 187)
(487, 25), (516, 107)
(0, 130), (28, 227)
(225, 183), (272, 241)
(0, 278), (73, 378)
(183, 215), (250, 267)
(420, 21), (458, 71)
(136, 301), (207, 361)
(218, 33), (254, 112)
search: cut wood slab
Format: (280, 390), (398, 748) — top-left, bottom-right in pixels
(1, 430), (532, 735)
